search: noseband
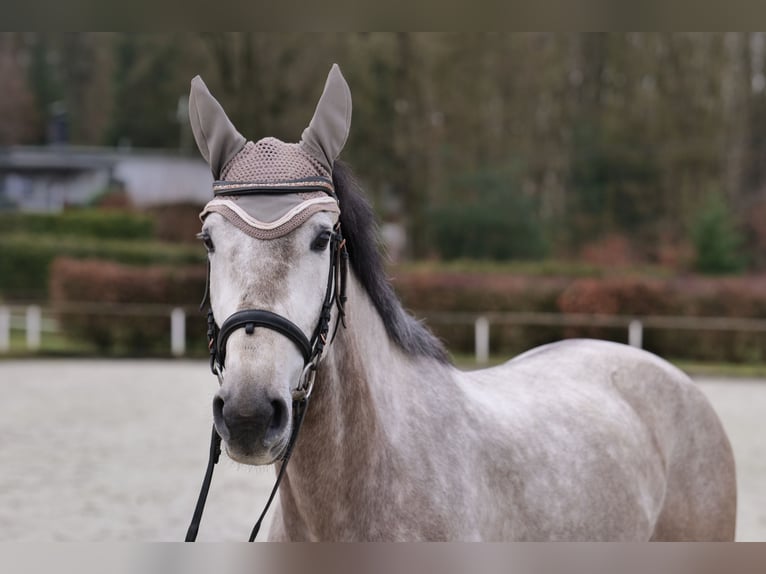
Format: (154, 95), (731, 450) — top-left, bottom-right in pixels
(185, 193), (348, 542)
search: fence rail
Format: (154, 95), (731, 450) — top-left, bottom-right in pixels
(0, 303), (197, 355)
(2, 303), (766, 362)
(417, 311), (766, 364)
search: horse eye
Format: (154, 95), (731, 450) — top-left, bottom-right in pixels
(196, 231), (215, 253)
(311, 230), (332, 252)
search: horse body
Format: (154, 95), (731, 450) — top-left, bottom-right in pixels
(187, 64), (736, 541)
(267, 275), (736, 541)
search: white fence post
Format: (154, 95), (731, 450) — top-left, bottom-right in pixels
(628, 319), (643, 349)
(475, 316), (490, 365)
(171, 308), (186, 357)
(0, 307), (10, 352)
(26, 305), (41, 351)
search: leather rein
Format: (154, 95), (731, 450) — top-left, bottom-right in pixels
(185, 205), (348, 542)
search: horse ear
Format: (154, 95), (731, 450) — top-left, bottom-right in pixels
(188, 76), (247, 179)
(300, 64), (352, 174)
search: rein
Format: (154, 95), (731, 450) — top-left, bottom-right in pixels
(185, 220), (348, 542)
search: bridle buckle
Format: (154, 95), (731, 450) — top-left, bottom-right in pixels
(212, 362), (224, 387)
(292, 357), (319, 402)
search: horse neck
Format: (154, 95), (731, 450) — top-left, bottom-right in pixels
(278, 271), (453, 537)
(292, 271), (423, 464)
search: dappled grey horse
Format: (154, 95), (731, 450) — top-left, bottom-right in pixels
(187, 65), (736, 541)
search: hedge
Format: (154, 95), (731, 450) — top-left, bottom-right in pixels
(0, 233), (205, 299)
(0, 210), (154, 240)
(47, 257), (766, 362)
(50, 258), (207, 355)
(395, 271), (766, 362)
(393, 270), (571, 355)
(555, 276), (766, 362)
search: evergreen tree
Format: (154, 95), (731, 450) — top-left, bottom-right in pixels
(691, 193), (746, 274)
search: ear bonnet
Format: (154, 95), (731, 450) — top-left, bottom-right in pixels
(190, 64), (351, 238)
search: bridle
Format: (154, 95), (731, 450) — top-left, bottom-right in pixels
(185, 183), (348, 542)
(207, 219), (348, 401)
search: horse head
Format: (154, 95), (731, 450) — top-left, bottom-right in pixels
(190, 65), (351, 465)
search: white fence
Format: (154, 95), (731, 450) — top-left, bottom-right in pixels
(0, 303), (195, 356)
(422, 312), (766, 364)
(3, 303), (766, 362)
(420, 311), (766, 364)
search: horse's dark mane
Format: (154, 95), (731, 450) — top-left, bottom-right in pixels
(332, 162), (450, 364)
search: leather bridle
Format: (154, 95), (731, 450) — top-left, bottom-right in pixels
(185, 198), (348, 542)
(206, 220), (348, 400)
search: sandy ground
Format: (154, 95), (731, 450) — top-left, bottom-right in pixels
(0, 360), (763, 542)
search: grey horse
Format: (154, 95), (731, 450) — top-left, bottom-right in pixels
(188, 64), (736, 541)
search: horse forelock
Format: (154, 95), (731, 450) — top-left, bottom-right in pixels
(332, 162), (450, 365)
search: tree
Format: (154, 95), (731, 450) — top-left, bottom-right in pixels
(429, 167), (548, 261)
(0, 33), (38, 145)
(691, 193), (746, 274)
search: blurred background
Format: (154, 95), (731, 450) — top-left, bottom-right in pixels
(0, 32), (765, 542)
(1, 32), (766, 366)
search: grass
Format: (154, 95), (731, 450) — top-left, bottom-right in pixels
(3, 329), (96, 357)
(1, 334), (210, 359)
(671, 360), (766, 379)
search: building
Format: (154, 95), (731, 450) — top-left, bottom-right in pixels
(0, 146), (213, 212)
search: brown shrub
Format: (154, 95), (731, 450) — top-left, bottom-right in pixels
(557, 277), (669, 316)
(579, 234), (639, 267)
(47, 257), (766, 361)
(392, 270), (572, 356)
(394, 270), (766, 361)
(557, 275), (766, 361)
(393, 270), (570, 314)
(669, 275), (766, 317)
(50, 257), (206, 354)
(556, 277), (667, 343)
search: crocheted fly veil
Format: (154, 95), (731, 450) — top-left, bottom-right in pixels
(190, 64), (352, 236)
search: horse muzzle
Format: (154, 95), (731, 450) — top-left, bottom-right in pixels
(212, 386), (291, 464)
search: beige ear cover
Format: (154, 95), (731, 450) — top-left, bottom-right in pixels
(299, 64), (352, 174)
(189, 76), (247, 179)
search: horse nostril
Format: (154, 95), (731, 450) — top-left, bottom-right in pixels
(212, 394), (229, 441)
(264, 399), (288, 447)
(212, 394), (224, 420)
(271, 399), (285, 430)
